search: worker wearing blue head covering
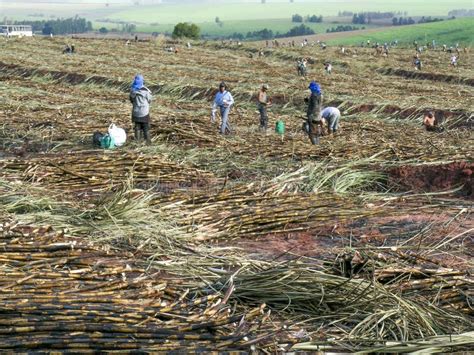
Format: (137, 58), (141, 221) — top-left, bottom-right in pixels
(305, 81), (323, 144)
(130, 74), (152, 144)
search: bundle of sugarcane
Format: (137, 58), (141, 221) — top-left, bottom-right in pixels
(155, 180), (428, 241)
(292, 331), (474, 353)
(329, 240), (474, 315)
(0, 151), (215, 194)
(0, 220), (286, 352)
(206, 261), (473, 348)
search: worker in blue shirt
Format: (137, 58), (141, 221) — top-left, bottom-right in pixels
(211, 82), (234, 135)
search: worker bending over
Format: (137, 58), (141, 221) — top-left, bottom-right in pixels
(321, 107), (341, 134)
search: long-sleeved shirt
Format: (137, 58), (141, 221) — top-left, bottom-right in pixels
(130, 87), (152, 119)
(321, 107), (340, 119)
(212, 90), (234, 109)
(307, 93), (322, 118)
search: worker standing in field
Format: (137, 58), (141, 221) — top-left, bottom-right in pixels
(324, 62), (332, 74)
(305, 81), (323, 145)
(211, 82), (234, 135)
(321, 107), (341, 135)
(257, 84), (272, 132)
(450, 54), (458, 67)
(413, 55), (422, 70)
(130, 74), (152, 144)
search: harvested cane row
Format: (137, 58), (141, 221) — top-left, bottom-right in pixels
(154, 181), (458, 241)
(332, 249), (474, 315)
(154, 113), (473, 164)
(2, 62), (472, 129)
(0, 221), (284, 352)
(0, 151), (215, 194)
(207, 261), (473, 348)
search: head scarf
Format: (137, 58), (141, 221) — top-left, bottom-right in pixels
(131, 74), (144, 92)
(309, 81), (321, 95)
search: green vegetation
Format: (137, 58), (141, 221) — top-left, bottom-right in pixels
(104, 1), (472, 23)
(327, 18), (474, 46)
(14, 17), (92, 35)
(172, 22), (200, 39)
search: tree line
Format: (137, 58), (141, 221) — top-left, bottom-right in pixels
(292, 14), (323, 23)
(338, 10), (407, 17)
(326, 25), (364, 33)
(217, 24), (315, 41)
(13, 16), (92, 35)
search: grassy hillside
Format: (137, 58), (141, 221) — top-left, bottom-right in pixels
(326, 18), (474, 47)
(105, 1), (471, 23)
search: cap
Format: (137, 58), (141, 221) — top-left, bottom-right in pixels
(219, 81), (226, 88)
(262, 84), (269, 90)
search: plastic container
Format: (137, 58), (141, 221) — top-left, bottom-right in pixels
(275, 120), (285, 135)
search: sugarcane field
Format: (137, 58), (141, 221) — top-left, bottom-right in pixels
(0, 33), (473, 353)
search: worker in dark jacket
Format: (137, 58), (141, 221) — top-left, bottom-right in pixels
(305, 81), (323, 144)
(130, 74), (152, 144)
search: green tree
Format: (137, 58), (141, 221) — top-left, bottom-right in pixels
(172, 22), (200, 39)
(292, 14), (303, 23)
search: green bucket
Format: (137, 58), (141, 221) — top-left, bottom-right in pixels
(275, 120), (285, 135)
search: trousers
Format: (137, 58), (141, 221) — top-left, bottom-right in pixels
(258, 103), (268, 130)
(219, 105), (231, 134)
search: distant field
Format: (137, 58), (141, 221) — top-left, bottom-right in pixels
(94, 18), (378, 38)
(2, 0), (472, 42)
(325, 18), (474, 47)
(0, 2), (114, 20)
(3, 0), (472, 23)
(104, 1), (471, 23)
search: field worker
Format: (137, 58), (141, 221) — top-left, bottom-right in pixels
(450, 54), (458, 67)
(130, 74), (152, 144)
(297, 58), (307, 76)
(423, 111), (444, 132)
(257, 84), (272, 132)
(63, 44), (72, 54)
(413, 56), (422, 70)
(211, 82), (234, 135)
(321, 107), (341, 134)
(324, 62), (332, 74)
(305, 81), (323, 145)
